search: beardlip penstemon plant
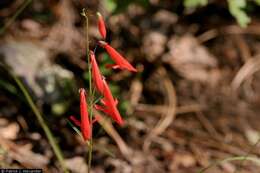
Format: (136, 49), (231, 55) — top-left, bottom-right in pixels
(69, 9), (137, 172)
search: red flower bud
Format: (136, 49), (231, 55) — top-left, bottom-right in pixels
(99, 41), (137, 72)
(90, 51), (104, 94)
(79, 88), (91, 141)
(97, 12), (106, 39)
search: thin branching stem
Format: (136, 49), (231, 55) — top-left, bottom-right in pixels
(82, 8), (94, 173)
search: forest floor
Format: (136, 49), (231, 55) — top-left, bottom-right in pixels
(0, 0), (260, 173)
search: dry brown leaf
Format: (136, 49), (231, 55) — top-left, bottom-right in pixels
(142, 31), (167, 62)
(0, 122), (19, 140)
(153, 10), (178, 25)
(163, 34), (218, 82)
(65, 157), (88, 173)
(170, 153), (196, 171)
(0, 135), (49, 168)
(231, 54), (260, 91)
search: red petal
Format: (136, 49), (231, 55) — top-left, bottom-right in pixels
(102, 79), (116, 107)
(90, 51), (104, 94)
(101, 79), (124, 126)
(92, 115), (101, 124)
(95, 104), (107, 112)
(114, 98), (118, 106)
(98, 41), (137, 72)
(69, 115), (81, 127)
(107, 107), (124, 126)
(97, 12), (106, 39)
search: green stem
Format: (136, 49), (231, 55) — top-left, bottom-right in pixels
(87, 140), (93, 173)
(9, 72), (68, 172)
(82, 8), (94, 173)
(233, 137), (260, 173)
(0, 0), (33, 35)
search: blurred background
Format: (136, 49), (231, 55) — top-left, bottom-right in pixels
(0, 0), (260, 172)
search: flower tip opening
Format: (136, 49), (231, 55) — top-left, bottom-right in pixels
(78, 88), (86, 94)
(90, 51), (96, 63)
(97, 12), (106, 39)
(130, 67), (138, 73)
(89, 51), (96, 61)
(98, 40), (107, 47)
(89, 50), (94, 55)
(96, 12), (102, 18)
(118, 119), (125, 126)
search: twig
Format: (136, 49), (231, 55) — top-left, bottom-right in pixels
(198, 156), (260, 173)
(231, 54), (260, 91)
(96, 112), (132, 159)
(143, 67), (177, 152)
(233, 34), (251, 62)
(0, 0), (33, 34)
(135, 103), (202, 115)
(233, 137), (260, 173)
(195, 111), (222, 141)
(197, 24), (260, 43)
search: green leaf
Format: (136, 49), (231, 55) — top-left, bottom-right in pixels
(104, 0), (149, 14)
(255, 0), (260, 5)
(184, 0), (208, 8)
(52, 102), (67, 116)
(99, 53), (113, 76)
(0, 79), (17, 94)
(105, 0), (117, 13)
(227, 0), (251, 27)
(66, 119), (83, 139)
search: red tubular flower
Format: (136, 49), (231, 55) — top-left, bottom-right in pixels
(79, 88), (91, 141)
(95, 79), (124, 126)
(98, 41), (137, 72)
(70, 115), (100, 127)
(90, 51), (104, 94)
(69, 116), (81, 127)
(97, 12), (106, 39)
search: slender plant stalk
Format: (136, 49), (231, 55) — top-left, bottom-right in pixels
(0, 0), (33, 34)
(198, 156), (260, 173)
(82, 8), (94, 173)
(233, 137), (260, 173)
(9, 72), (68, 173)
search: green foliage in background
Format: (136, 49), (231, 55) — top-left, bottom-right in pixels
(105, 0), (259, 27)
(105, 0), (149, 13)
(184, 0), (208, 8)
(255, 0), (260, 5)
(183, 0), (259, 27)
(227, 0), (250, 27)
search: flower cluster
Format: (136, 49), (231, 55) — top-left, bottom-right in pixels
(70, 12), (137, 141)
